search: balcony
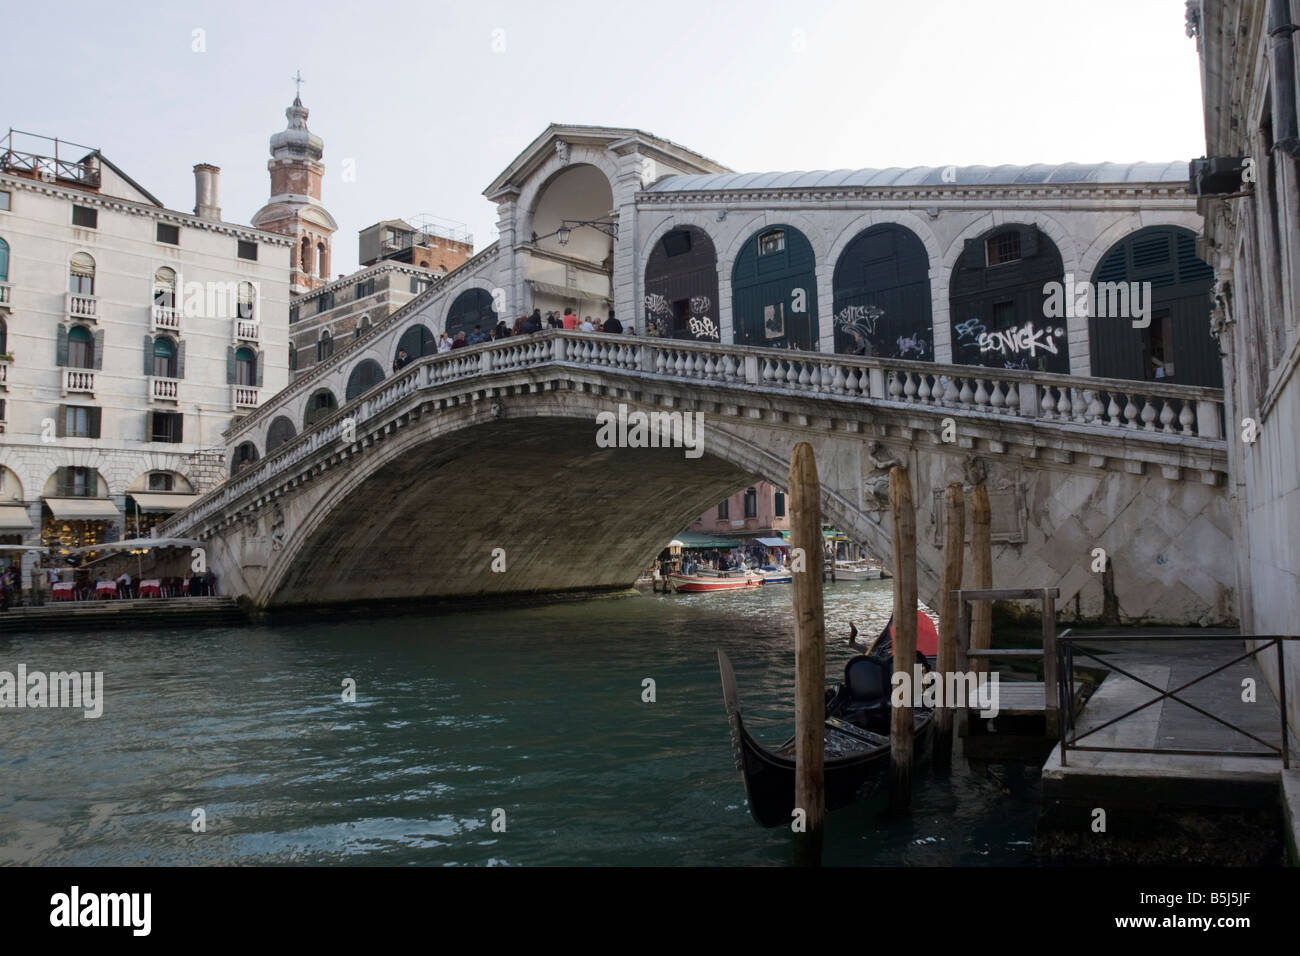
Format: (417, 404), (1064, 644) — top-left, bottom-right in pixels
(0, 281), (11, 310)
(235, 319), (259, 343)
(152, 305), (181, 333)
(66, 291), (97, 322)
(62, 368), (94, 396)
(232, 385), (259, 409)
(149, 376), (180, 403)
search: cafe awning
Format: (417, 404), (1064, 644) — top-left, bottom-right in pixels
(755, 537), (789, 548)
(528, 279), (612, 303)
(129, 493), (200, 513)
(672, 531), (742, 549)
(44, 498), (121, 521)
(0, 505), (32, 530)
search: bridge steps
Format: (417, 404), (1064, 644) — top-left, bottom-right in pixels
(0, 596), (248, 635)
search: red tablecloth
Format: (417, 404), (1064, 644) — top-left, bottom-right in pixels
(52, 582), (76, 601)
(139, 579), (161, 598)
(95, 581), (118, 599)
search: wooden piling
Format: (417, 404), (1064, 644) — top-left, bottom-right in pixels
(935, 482), (965, 770)
(888, 465), (917, 813)
(969, 482), (993, 676)
(789, 442), (825, 866)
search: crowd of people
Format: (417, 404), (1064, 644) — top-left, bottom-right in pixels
(391, 308), (628, 372)
(0, 554), (218, 610)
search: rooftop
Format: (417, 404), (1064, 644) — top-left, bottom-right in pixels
(645, 162), (1190, 193)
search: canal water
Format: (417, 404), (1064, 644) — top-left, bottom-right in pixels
(0, 580), (1040, 866)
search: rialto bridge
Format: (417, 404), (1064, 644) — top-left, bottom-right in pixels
(156, 124), (1236, 621)
(158, 332), (1233, 624)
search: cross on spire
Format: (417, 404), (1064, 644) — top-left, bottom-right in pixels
(292, 70), (304, 99)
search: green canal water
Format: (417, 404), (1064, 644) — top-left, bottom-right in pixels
(0, 580), (1040, 866)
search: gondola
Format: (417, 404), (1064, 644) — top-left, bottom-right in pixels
(717, 626), (935, 829)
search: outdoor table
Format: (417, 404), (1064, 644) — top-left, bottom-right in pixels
(95, 581), (118, 599)
(52, 582), (76, 601)
(139, 579), (162, 598)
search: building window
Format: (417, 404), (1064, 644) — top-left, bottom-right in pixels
(986, 231), (1021, 266)
(69, 252), (95, 295)
(289, 305), (299, 324)
(409, 277), (431, 294)
(72, 205), (98, 229)
(717, 499), (730, 519)
(67, 325), (94, 368)
(62, 405), (101, 439)
(0, 190), (10, 212)
(744, 487), (758, 519)
(355, 278), (375, 299)
(317, 291), (335, 314)
(317, 331), (333, 362)
(156, 223), (180, 245)
(0, 237), (8, 283)
(0, 317), (6, 353)
(237, 239), (258, 261)
(154, 266), (177, 308)
(758, 229), (785, 256)
(150, 411), (183, 443)
(774, 491), (786, 518)
(57, 466), (97, 497)
(147, 471), (175, 491)
(237, 282), (256, 320)
(288, 346), (297, 371)
(153, 336), (178, 377)
(234, 347), (256, 386)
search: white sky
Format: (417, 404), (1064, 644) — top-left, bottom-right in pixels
(0, 0), (1206, 276)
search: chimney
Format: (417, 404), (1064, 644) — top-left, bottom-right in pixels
(193, 164), (221, 221)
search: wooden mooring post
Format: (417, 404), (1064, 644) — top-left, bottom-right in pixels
(968, 482), (993, 676)
(789, 442), (825, 866)
(888, 465), (918, 813)
(935, 482), (965, 770)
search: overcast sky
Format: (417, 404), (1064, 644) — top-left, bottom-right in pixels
(1, 0), (1205, 276)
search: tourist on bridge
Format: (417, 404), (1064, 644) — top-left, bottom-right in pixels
(603, 314), (623, 334)
(546, 311), (560, 328)
(451, 331), (469, 349)
(437, 332), (453, 353)
(392, 348), (410, 372)
(526, 309), (543, 333)
(579, 316), (596, 332)
(467, 326), (488, 345)
(493, 320), (510, 340)
(562, 308), (578, 330)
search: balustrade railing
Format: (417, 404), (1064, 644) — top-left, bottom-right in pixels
(66, 292), (97, 322)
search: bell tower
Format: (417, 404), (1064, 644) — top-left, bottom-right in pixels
(251, 78), (338, 294)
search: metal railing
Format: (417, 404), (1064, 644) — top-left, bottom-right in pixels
(955, 586), (1061, 731)
(1057, 632), (1294, 768)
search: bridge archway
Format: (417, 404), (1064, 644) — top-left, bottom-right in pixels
(445, 288), (497, 339)
(1087, 225), (1220, 387)
(266, 416), (297, 451)
(731, 224), (819, 350)
(643, 226), (720, 341)
(303, 388), (338, 428)
(230, 442), (259, 476)
(832, 223), (933, 359)
(395, 323), (436, 361)
(346, 359), (386, 401)
(949, 223), (1067, 372)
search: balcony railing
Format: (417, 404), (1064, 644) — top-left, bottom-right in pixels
(232, 385), (259, 409)
(149, 376), (180, 402)
(235, 319), (259, 343)
(66, 292), (97, 322)
(0, 281), (11, 309)
(152, 305), (181, 333)
(62, 368), (94, 396)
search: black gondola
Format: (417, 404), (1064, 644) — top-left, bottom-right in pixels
(718, 643), (935, 829)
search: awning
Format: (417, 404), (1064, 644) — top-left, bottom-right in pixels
(779, 529), (850, 542)
(129, 493), (200, 513)
(756, 537), (790, 548)
(672, 531), (742, 549)
(66, 537), (202, 555)
(43, 498), (121, 521)
(527, 279), (612, 303)
(0, 505), (32, 530)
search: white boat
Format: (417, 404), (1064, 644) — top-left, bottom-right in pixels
(830, 562), (884, 581)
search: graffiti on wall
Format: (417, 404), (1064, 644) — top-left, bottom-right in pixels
(833, 304), (884, 354)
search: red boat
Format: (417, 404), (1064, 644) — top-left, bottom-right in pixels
(668, 570), (764, 593)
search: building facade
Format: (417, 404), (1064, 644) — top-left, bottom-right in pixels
(1190, 0), (1300, 735)
(0, 132), (291, 574)
(688, 480), (790, 540)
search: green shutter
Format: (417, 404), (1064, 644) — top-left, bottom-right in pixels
(255, 351), (264, 387)
(175, 412), (184, 443)
(143, 334), (154, 375)
(176, 340), (186, 379)
(89, 406), (101, 439)
(226, 346), (236, 384)
(56, 325), (69, 367)
(55, 406), (67, 438)
(92, 329), (104, 370)
(145, 410), (154, 442)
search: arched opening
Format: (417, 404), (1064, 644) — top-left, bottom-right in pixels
(833, 224), (933, 359)
(230, 442), (259, 476)
(234, 346), (257, 386)
(1088, 226), (1220, 387)
(643, 226), (720, 340)
(152, 336), (178, 378)
(345, 359), (385, 401)
(949, 224), (1067, 372)
(396, 323), (436, 361)
(445, 289), (497, 340)
(69, 252), (95, 295)
(527, 163), (615, 317)
(41, 467), (116, 555)
(0, 237), (9, 283)
(731, 225), (819, 350)
(67, 325), (94, 368)
(354, 315), (371, 340)
(317, 330), (333, 363)
(266, 416), (297, 451)
(303, 388), (337, 428)
(317, 242), (329, 278)
(153, 266), (177, 310)
(237, 281), (257, 321)
(124, 471), (196, 538)
(0, 316), (6, 355)
(300, 237), (312, 274)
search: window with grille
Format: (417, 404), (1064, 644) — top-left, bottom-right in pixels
(986, 232), (1021, 266)
(758, 230), (785, 256)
